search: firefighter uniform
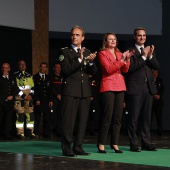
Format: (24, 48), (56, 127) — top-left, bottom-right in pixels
(50, 73), (62, 136)
(88, 74), (100, 136)
(59, 46), (97, 155)
(14, 70), (34, 139)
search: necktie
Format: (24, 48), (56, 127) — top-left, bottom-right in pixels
(141, 47), (147, 82)
(77, 48), (80, 53)
(140, 47), (144, 54)
(42, 74), (45, 80)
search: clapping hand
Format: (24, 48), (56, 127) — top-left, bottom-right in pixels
(121, 50), (135, 62)
(88, 51), (97, 62)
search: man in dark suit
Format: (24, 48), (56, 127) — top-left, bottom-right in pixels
(33, 62), (53, 138)
(126, 27), (159, 152)
(59, 25), (97, 157)
(0, 62), (18, 139)
(151, 69), (164, 136)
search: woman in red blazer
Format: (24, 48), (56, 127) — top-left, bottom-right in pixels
(97, 33), (134, 153)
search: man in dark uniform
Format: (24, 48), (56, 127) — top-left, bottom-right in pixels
(0, 62), (18, 139)
(33, 62), (53, 138)
(151, 69), (164, 136)
(50, 63), (62, 137)
(59, 25), (97, 157)
(88, 74), (100, 136)
(126, 27), (159, 152)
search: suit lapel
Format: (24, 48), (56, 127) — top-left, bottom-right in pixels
(106, 50), (116, 63)
(68, 46), (79, 60)
(134, 46), (141, 56)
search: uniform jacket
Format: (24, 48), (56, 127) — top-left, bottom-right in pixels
(98, 49), (130, 93)
(33, 73), (53, 103)
(0, 74), (19, 104)
(59, 46), (97, 98)
(126, 46), (159, 95)
(154, 77), (164, 103)
(50, 73), (62, 100)
(14, 70), (34, 99)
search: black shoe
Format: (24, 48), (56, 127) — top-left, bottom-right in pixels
(158, 130), (163, 136)
(63, 152), (77, 157)
(110, 145), (123, 153)
(141, 146), (158, 151)
(130, 147), (141, 152)
(97, 144), (106, 153)
(89, 131), (98, 136)
(73, 149), (90, 156)
(4, 136), (14, 140)
(18, 134), (25, 140)
(30, 133), (37, 139)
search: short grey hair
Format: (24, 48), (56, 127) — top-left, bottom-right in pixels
(71, 25), (85, 36)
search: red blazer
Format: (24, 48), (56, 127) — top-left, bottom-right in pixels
(98, 49), (130, 93)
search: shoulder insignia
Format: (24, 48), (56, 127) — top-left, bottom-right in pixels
(59, 55), (64, 61)
(85, 48), (91, 51)
(61, 47), (68, 50)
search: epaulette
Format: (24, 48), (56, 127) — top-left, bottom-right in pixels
(24, 71), (32, 77)
(85, 48), (91, 51)
(14, 71), (20, 75)
(61, 47), (68, 50)
(14, 71), (32, 79)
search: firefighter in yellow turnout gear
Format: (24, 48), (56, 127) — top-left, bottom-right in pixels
(14, 60), (35, 139)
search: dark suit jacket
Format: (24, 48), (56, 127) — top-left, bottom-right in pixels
(0, 74), (19, 105)
(126, 46), (159, 95)
(59, 46), (97, 98)
(33, 73), (53, 104)
(50, 73), (62, 100)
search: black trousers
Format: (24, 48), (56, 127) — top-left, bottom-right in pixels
(151, 100), (163, 133)
(34, 103), (51, 137)
(51, 99), (62, 135)
(98, 91), (124, 145)
(0, 102), (15, 138)
(61, 96), (90, 154)
(127, 83), (153, 148)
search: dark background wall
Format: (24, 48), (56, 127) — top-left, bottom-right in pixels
(160, 0), (170, 130)
(0, 26), (32, 73)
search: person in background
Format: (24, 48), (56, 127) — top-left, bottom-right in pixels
(151, 69), (164, 136)
(14, 60), (35, 139)
(33, 62), (53, 139)
(59, 25), (97, 157)
(97, 32), (134, 154)
(87, 74), (100, 136)
(0, 62), (18, 140)
(126, 27), (159, 152)
(50, 63), (62, 137)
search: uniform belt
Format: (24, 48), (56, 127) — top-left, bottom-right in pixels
(52, 82), (62, 84)
(18, 85), (32, 90)
(91, 84), (97, 86)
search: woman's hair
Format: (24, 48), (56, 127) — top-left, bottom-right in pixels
(100, 32), (119, 51)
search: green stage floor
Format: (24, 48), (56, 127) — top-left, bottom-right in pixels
(0, 141), (169, 168)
